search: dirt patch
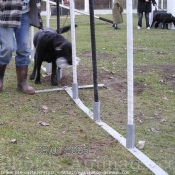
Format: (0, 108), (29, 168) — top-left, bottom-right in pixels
(59, 68), (153, 95)
(161, 65), (175, 85)
(42, 66), (149, 96)
(42, 68), (128, 93)
(42, 53), (175, 97)
(54, 136), (118, 164)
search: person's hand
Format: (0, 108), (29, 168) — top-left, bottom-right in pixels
(64, 0), (70, 4)
(153, 4), (157, 6)
(120, 8), (123, 14)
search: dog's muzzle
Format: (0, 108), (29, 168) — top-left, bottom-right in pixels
(56, 57), (80, 69)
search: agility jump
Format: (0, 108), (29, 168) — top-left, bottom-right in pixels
(33, 1), (168, 174)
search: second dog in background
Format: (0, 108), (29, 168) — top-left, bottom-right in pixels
(151, 13), (175, 29)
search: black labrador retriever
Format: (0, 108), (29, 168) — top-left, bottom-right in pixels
(151, 13), (175, 29)
(30, 25), (79, 86)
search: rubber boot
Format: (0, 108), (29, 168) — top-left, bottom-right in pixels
(114, 24), (121, 30)
(0, 64), (7, 91)
(16, 66), (35, 95)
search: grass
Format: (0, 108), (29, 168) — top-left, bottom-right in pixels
(0, 13), (175, 174)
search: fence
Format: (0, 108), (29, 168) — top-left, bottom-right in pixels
(74, 0), (167, 10)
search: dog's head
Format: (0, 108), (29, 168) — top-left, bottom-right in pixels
(171, 16), (175, 26)
(166, 13), (175, 26)
(55, 41), (80, 69)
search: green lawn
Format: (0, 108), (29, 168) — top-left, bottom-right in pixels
(0, 14), (175, 175)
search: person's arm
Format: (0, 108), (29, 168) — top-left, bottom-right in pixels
(118, 1), (123, 13)
(151, 0), (157, 6)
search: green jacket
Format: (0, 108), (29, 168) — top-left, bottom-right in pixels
(112, 0), (123, 24)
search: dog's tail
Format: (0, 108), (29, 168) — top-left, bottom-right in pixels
(56, 25), (78, 34)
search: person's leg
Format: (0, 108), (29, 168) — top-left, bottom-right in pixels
(138, 12), (143, 28)
(0, 27), (14, 90)
(112, 5), (120, 30)
(14, 13), (31, 66)
(14, 13), (35, 95)
(145, 12), (150, 28)
(114, 23), (121, 30)
(0, 64), (7, 91)
(0, 27), (14, 65)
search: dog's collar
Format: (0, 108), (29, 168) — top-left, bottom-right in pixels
(55, 42), (67, 51)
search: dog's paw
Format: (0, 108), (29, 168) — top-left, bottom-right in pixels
(35, 80), (41, 84)
(30, 75), (35, 80)
(51, 81), (58, 86)
(76, 57), (80, 66)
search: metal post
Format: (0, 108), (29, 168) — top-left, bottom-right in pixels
(89, 0), (100, 121)
(56, 0), (63, 81)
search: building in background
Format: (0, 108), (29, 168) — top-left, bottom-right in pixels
(74, 0), (167, 10)
(43, 0), (168, 16)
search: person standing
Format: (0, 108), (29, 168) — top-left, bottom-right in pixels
(137, 0), (157, 29)
(0, 0), (69, 95)
(112, 0), (124, 30)
(0, 0), (43, 95)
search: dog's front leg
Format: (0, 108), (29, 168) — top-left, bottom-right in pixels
(150, 21), (155, 28)
(51, 61), (58, 86)
(35, 59), (42, 84)
(30, 54), (37, 80)
(155, 22), (160, 29)
(162, 21), (166, 29)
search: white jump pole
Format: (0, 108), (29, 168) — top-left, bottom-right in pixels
(126, 0), (135, 148)
(70, 0), (79, 99)
(46, 0), (51, 73)
(167, 0), (175, 29)
(30, 27), (34, 60)
(84, 0), (89, 13)
(161, 0), (163, 9)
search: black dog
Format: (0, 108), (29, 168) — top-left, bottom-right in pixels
(151, 13), (175, 29)
(30, 25), (78, 85)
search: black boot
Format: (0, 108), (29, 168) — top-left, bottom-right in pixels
(114, 24), (121, 30)
(0, 64), (7, 91)
(16, 66), (35, 95)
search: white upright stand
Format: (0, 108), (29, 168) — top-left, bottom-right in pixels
(84, 0), (89, 13)
(34, 1), (169, 174)
(70, 0), (79, 99)
(126, 0), (135, 148)
(30, 27), (35, 60)
(46, 0), (51, 73)
(167, 0), (175, 29)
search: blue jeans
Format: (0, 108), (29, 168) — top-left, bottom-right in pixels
(138, 12), (150, 28)
(0, 13), (30, 66)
